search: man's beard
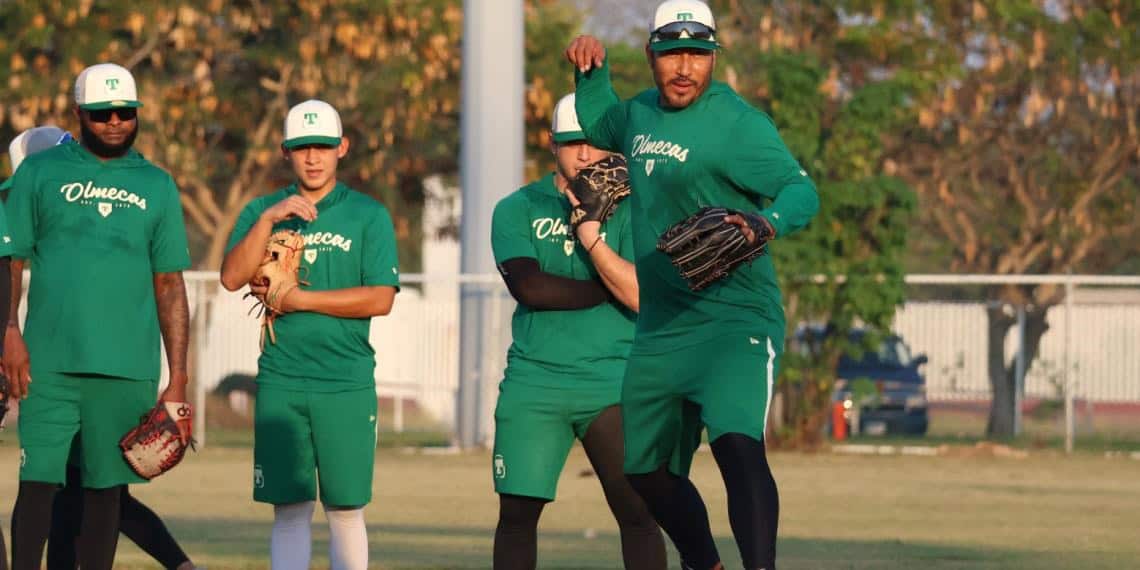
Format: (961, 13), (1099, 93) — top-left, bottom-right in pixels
(80, 121), (138, 158)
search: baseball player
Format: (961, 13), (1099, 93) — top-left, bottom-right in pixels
(489, 93), (665, 570)
(1, 126), (198, 570)
(2, 63), (193, 570)
(565, 1), (821, 568)
(219, 99), (400, 570)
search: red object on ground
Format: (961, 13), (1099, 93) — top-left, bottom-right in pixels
(832, 402), (847, 441)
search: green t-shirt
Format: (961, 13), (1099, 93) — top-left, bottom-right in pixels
(226, 182), (400, 391)
(575, 59), (821, 354)
(5, 142), (191, 380)
(491, 173), (636, 388)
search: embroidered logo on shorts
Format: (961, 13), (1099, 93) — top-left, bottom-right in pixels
(254, 464), (265, 488)
(493, 454), (507, 479)
(20, 448), (26, 468)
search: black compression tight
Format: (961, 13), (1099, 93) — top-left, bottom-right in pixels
(711, 433), (779, 570)
(493, 494), (546, 570)
(12, 481), (120, 570)
(580, 406), (666, 570)
(493, 406), (666, 570)
(48, 465), (190, 569)
(627, 433), (780, 570)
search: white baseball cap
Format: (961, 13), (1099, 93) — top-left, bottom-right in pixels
(75, 63), (143, 110)
(551, 94), (586, 144)
(648, 0), (718, 53)
(1, 126), (75, 191)
(283, 99), (343, 149)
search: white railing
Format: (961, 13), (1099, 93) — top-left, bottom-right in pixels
(15, 272), (1139, 453)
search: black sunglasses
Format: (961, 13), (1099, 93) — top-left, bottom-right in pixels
(86, 108), (137, 123)
(651, 20), (716, 41)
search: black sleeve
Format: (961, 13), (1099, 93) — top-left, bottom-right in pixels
(0, 257), (9, 348)
(497, 257), (609, 310)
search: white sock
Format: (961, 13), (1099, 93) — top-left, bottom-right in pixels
(271, 501), (315, 570)
(325, 506), (368, 570)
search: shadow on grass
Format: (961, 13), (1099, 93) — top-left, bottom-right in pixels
(144, 518), (1129, 570)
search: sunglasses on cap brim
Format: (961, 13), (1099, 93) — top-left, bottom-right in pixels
(85, 108), (138, 123)
(650, 20), (716, 41)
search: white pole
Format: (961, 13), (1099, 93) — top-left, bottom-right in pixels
(1014, 305), (1026, 437)
(1064, 276), (1074, 454)
(456, 0), (525, 448)
(194, 279), (209, 448)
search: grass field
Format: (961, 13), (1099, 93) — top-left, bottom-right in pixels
(1, 440), (1138, 569)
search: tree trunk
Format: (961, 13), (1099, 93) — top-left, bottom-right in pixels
(988, 304), (1052, 438)
(986, 304), (1017, 438)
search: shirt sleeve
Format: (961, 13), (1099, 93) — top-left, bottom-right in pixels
(574, 58), (627, 153)
(490, 195), (537, 264)
(361, 205), (400, 289)
(723, 111), (821, 237)
(0, 201), (14, 258)
(225, 200), (263, 254)
(6, 166), (39, 260)
(149, 178), (192, 272)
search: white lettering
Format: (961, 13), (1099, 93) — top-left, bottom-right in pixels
(302, 231), (352, 252)
(630, 134), (690, 163)
(532, 217), (570, 240)
(59, 181), (147, 210)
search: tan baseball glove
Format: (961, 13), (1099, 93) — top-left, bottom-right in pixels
(119, 400), (195, 480)
(246, 229), (308, 347)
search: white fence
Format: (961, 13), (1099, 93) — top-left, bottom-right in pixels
(18, 272), (1136, 450)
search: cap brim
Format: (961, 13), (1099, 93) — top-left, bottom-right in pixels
(552, 131), (586, 143)
(79, 101), (144, 110)
(283, 136), (342, 149)
(649, 38), (718, 52)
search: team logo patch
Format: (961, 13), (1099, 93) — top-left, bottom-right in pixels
(253, 464), (265, 488)
(563, 240), (574, 256)
(645, 159), (655, 176)
(98, 202), (113, 217)
(304, 249), (318, 264)
(493, 454), (507, 479)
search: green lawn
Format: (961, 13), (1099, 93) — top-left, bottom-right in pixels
(1, 442), (1137, 569)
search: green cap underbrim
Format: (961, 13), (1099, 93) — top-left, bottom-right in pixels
(552, 130), (586, 143)
(282, 135), (342, 150)
(649, 38), (718, 52)
(78, 100), (143, 110)
(0, 178), (12, 192)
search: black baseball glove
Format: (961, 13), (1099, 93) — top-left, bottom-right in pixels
(657, 206), (775, 291)
(567, 155), (631, 235)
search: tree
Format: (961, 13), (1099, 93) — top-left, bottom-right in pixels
(1, 0), (595, 270)
(889, 1), (1139, 437)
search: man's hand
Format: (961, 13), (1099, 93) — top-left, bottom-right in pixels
(565, 35), (606, 72)
(3, 326), (32, 399)
(724, 213), (776, 244)
(259, 195), (318, 226)
(564, 189), (603, 247)
(248, 281), (301, 313)
(160, 373), (189, 404)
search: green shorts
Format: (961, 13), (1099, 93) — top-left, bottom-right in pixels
(253, 384), (378, 507)
(492, 380), (620, 500)
(622, 331), (783, 476)
(18, 371), (157, 488)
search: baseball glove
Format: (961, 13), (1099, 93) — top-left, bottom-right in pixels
(567, 155), (631, 235)
(119, 400), (195, 480)
(245, 229), (308, 347)
(657, 206), (775, 291)
(0, 373), (9, 429)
